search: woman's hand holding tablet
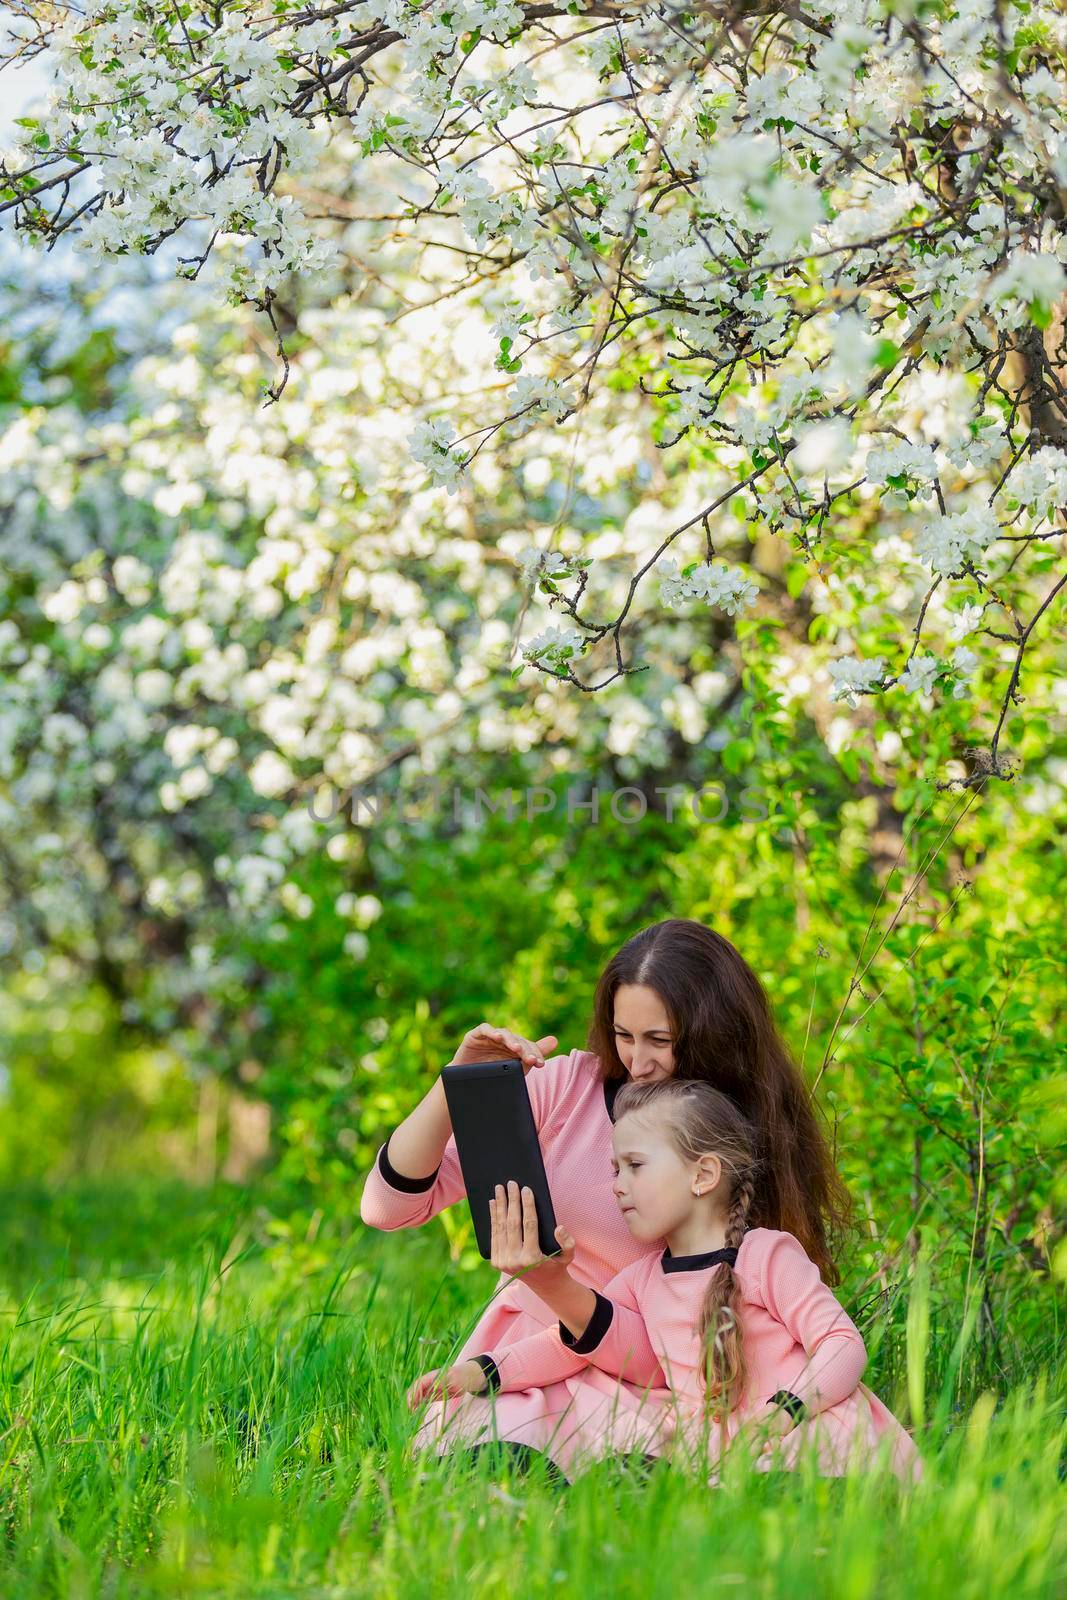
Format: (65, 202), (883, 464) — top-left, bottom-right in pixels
(449, 1023), (559, 1074)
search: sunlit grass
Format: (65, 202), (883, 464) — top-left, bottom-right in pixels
(0, 1181), (1064, 1599)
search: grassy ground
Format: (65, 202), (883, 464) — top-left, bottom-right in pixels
(0, 1180), (1064, 1598)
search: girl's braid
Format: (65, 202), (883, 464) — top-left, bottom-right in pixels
(726, 1170), (755, 1250)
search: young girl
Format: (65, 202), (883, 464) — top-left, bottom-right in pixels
(411, 1079), (921, 1484)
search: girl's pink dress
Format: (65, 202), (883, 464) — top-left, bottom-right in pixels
(487, 1227), (923, 1484)
(359, 1049), (665, 1466)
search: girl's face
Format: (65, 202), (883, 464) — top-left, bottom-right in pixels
(610, 1111), (719, 1243)
(612, 984), (676, 1082)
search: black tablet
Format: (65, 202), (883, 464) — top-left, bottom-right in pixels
(440, 1057), (560, 1261)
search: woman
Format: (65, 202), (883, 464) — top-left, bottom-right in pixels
(359, 917), (852, 1470)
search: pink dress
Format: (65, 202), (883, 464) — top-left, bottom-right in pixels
(360, 1053), (920, 1483)
(358, 1048), (665, 1465)
(488, 1227), (922, 1484)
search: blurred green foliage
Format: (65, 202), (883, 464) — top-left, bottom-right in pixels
(0, 974), (196, 1186)
(1, 730), (1063, 1353)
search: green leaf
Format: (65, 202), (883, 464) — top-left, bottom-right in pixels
(838, 748), (860, 783)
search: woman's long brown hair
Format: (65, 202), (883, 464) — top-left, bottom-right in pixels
(587, 917), (853, 1284)
(613, 1078), (759, 1416)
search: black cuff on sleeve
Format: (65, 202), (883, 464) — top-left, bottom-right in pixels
(471, 1354), (501, 1394)
(377, 1134), (441, 1193)
(559, 1290), (614, 1353)
(768, 1390), (807, 1422)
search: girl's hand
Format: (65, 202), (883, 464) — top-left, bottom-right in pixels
(490, 1179), (576, 1277)
(450, 1024), (559, 1077)
(729, 1405), (796, 1462)
(405, 1360), (489, 1411)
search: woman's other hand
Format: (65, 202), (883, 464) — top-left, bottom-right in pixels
(450, 1024), (559, 1076)
(405, 1360), (489, 1410)
(490, 1180), (577, 1277)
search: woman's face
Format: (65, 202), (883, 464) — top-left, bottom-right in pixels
(612, 984), (676, 1082)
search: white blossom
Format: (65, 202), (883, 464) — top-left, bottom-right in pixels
(899, 653), (940, 695)
(947, 604), (984, 642)
(1006, 447), (1067, 521)
(409, 416), (468, 491)
(41, 580), (86, 625)
(826, 654), (886, 707)
(657, 558), (759, 616)
(990, 250), (1067, 309)
(794, 419), (853, 476)
(865, 439), (939, 486)
(914, 506), (1001, 575)
(522, 624), (587, 670)
(248, 751), (296, 798)
(949, 643), (979, 699)
(518, 547), (572, 583)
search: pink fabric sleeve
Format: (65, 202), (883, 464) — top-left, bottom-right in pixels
(556, 1262), (667, 1389)
(358, 1050), (572, 1232)
(358, 1132), (466, 1231)
(758, 1232), (868, 1412)
(489, 1322), (592, 1392)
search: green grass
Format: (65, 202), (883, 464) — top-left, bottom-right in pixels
(0, 1180), (1064, 1598)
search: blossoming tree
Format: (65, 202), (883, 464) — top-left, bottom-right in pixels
(1, 0), (1063, 786)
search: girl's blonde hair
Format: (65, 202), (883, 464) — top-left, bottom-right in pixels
(613, 1077), (760, 1419)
